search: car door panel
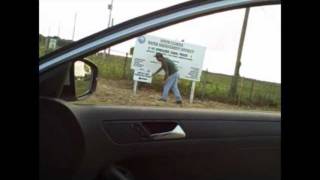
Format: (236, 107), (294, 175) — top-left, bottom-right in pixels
(74, 103), (280, 180)
(40, 98), (280, 180)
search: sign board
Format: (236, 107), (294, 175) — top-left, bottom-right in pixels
(131, 35), (206, 83)
(74, 61), (85, 78)
(48, 38), (57, 49)
(133, 67), (152, 83)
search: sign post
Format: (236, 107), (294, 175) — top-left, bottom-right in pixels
(189, 81), (196, 104)
(133, 80), (138, 95)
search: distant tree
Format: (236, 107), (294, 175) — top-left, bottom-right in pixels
(57, 38), (73, 48)
(39, 34), (45, 43)
(38, 34), (74, 57)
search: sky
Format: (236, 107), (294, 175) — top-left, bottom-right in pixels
(39, 0), (281, 83)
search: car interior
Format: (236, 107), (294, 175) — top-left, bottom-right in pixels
(39, 0), (281, 180)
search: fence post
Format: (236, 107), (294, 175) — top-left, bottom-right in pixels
(123, 53), (128, 79)
(249, 80), (255, 101)
(201, 69), (208, 100)
(44, 37), (49, 54)
(237, 77), (244, 106)
(268, 84), (273, 106)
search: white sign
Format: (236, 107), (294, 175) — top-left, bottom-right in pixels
(74, 61), (85, 77)
(48, 38), (57, 49)
(131, 35), (206, 83)
(133, 68), (152, 83)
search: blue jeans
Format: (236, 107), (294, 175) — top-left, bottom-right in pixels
(161, 72), (182, 101)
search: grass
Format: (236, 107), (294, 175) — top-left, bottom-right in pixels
(75, 78), (91, 97)
(39, 34), (74, 57)
(86, 54), (280, 110)
(38, 36), (280, 111)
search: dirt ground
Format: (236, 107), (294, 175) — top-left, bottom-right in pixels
(76, 78), (279, 112)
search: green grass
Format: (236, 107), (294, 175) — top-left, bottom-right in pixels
(39, 35), (46, 57)
(39, 34), (74, 57)
(75, 78), (91, 97)
(88, 54), (132, 80)
(39, 36), (280, 110)
(196, 72), (281, 108)
(86, 54), (280, 110)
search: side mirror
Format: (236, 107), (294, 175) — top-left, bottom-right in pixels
(60, 58), (98, 101)
(74, 59), (98, 98)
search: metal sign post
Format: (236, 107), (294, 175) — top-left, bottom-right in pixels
(189, 81), (196, 104)
(133, 80), (138, 95)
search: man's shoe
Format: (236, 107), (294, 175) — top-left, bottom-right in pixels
(158, 98), (167, 102)
(176, 100), (182, 104)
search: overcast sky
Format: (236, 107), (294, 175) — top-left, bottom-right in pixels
(39, 0), (281, 83)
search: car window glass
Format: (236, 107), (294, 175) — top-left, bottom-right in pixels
(39, 0), (190, 57)
(71, 5), (281, 112)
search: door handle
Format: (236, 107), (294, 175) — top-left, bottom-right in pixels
(149, 124), (186, 140)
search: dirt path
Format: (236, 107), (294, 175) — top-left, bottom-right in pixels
(77, 78), (279, 112)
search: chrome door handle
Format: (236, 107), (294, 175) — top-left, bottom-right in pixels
(149, 124), (186, 140)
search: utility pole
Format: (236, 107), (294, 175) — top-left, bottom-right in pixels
(104, 0), (114, 57)
(107, 0), (114, 28)
(56, 22), (61, 50)
(45, 27), (51, 53)
(57, 22), (61, 38)
(228, 7), (250, 99)
(107, 18), (114, 55)
(48, 27), (51, 37)
(72, 12), (77, 41)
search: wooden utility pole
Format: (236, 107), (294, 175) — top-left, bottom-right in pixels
(107, 0), (114, 28)
(107, 18), (114, 55)
(229, 8), (250, 99)
(57, 22), (61, 37)
(237, 77), (244, 106)
(72, 12), (77, 41)
(123, 53), (128, 79)
(201, 69), (208, 100)
(249, 80), (255, 101)
(45, 27), (51, 54)
(104, 0), (114, 57)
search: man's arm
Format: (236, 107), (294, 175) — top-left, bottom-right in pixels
(163, 62), (169, 80)
(152, 66), (163, 76)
